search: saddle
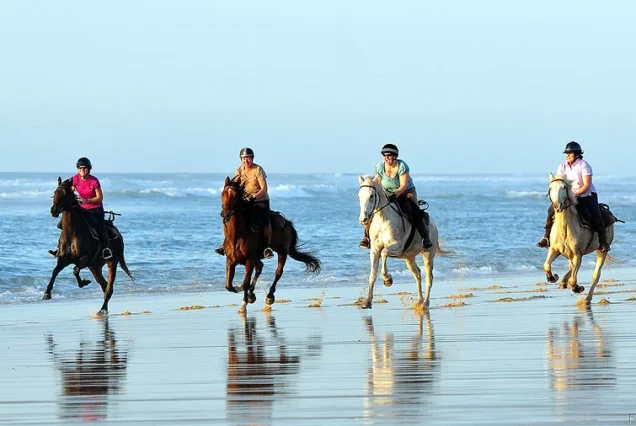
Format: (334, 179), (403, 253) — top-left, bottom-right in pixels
(575, 203), (624, 229)
(80, 211), (120, 241)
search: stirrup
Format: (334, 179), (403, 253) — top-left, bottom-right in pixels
(48, 249), (59, 258)
(215, 246), (225, 256)
(264, 248), (274, 259)
(422, 239), (433, 249)
(102, 248), (113, 260)
(599, 243), (611, 253)
(359, 237), (370, 249)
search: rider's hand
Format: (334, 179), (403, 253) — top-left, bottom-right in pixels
(388, 194), (397, 203)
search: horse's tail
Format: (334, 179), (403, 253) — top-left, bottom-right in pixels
(117, 236), (135, 282)
(435, 241), (455, 256)
(286, 220), (321, 275)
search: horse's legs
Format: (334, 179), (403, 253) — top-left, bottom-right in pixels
(559, 269), (572, 290)
(404, 257), (424, 307)
(266, 253), (288, 305)
(584, 251), (608, 304)
(43, 258), (70, 300)
(568, 254), (585, 294)
(363, 248), (382, 309)
(421, 250), (435, 307)
(90, 264), (115, 316)
(239, 260), (255, 313)
(251, 259), (264, 291)
(73, 255), (92, 288)
(225, 261), (238, 293)
(380, 248), (393, 287)
(543, 249), (561, 284)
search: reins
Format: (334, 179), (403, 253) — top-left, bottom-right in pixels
(360, 184), (404, 223)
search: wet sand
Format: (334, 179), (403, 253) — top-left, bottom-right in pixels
(2, 270), (636, 425)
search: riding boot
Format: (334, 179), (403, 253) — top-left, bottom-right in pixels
(100, 230), (113, 260)
(359, 224), (370, 249)
(48, 248), (59, 257)
(597, 228), (611, 252)
(416, 218), (433, 249)
(537, 206), (554, 248)
(263, 224), (274, 259)
(215, 243), (226, 256)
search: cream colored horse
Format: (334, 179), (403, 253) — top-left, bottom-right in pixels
(358, 176), (451, 309)
(543, 174), (614, 304)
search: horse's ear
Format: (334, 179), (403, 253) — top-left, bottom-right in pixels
(57, 176), (62, 186)
(373, 175), (381, 184)
(224, 176), (230, 185)
(549, 173), (554, 181)
(358, 176), (364, 185)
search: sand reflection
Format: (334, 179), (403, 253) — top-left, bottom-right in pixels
(45, 319), (128, 422)
(547, 306), (615, 397)
(363, 311), (440, 420)
(226, 312), (304, 423)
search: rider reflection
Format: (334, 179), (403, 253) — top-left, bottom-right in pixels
(45, 319), (128, 422)
(547, 307), (615, 397)
(363, 312), (440, 420)
(225, 313), (305, 424)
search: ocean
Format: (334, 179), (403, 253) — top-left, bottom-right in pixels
(1, 172), (634, 305)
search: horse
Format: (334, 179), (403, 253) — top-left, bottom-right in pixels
(542, 173), (615, 304)
(43, 177), (134, 317)
(358, 176), (452, 309)
(220, 176), (321, 313)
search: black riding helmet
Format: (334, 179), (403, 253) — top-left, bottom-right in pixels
(563, 141), (584, 154)
(239, 148), (255, 158)
(76, 157), (92, 169)
(381, 143), (399, 157)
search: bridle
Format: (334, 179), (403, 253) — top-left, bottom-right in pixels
(360, 184), (402, 223)
(548, 178), (574, 211)
(221, 182), (244, 223)
(51, 183), (78, 216)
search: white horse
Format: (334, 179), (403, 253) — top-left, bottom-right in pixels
(543, 173), (615, 304)
(358, 176), (451, 309)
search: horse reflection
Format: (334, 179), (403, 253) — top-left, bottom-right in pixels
(45, 319), (128, 422)
(363, 312), (440, 420)
(226, 313), (304, 423)
(547, 306), (615, 398)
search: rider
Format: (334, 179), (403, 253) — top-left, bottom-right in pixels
(359, 143), (433, 250)
(48, 157), (113, 260)
(215, 148), (274, 259)
(536, 141), (610, 252)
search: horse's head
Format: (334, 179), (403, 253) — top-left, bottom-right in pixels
(548, 173), (576, 212)
(51, 177), (77, 218)
(221, 176), (244, 222)
(358, 175), (385, 226)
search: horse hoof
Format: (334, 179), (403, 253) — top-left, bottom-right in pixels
(79, 279), (91, 288)
(547, 275), (557, 284)
(225, 286), (238, 294)
(572, 285), (585, 294)
(248, 293), (256, 304)
(383, 277), (393, 287)
(361, 300), (372, 309)
(266, 296), (275, 305)
(42, 293), (51, 301)
(92, 310), (108, 318)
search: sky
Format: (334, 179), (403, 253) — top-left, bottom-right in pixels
(1, 0), (635, 175)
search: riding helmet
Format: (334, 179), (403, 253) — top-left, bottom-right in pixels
(239, 147), (255, 158)
(380, 143), (399, 157)
(76, 157), (92, 169)
(563, 141), (584, 154)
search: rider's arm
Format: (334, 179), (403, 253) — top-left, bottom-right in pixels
(576, 175), (592, 196)
(80, 187), (104, 205)
(395, 172), (410, 197)
(253, 174), (268, 199)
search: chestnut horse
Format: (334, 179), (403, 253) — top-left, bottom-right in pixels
(44, 177), (134, 316)
(220, 177), (321, 313)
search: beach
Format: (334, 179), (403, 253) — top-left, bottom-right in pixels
(2, 268), (636, 425)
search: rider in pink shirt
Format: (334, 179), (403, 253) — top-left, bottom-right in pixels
(49, 157), (112, 260)
(537, 141), (610, 252)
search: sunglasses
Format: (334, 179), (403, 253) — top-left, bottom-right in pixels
(77, 166), (90, 170)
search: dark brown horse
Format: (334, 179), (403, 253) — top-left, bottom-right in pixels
(43, 177), (134, 316)
(220, 176), (321, 313)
